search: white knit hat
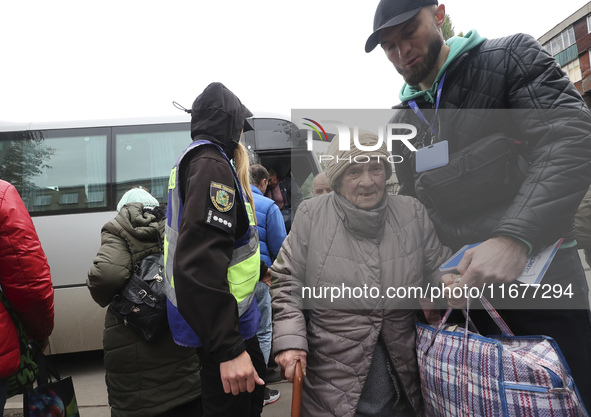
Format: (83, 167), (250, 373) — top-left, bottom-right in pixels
(324, 129), (392, 191)
(116, 188), (159, 212)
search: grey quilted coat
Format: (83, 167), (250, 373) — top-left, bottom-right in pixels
(271, 192), (451, 417)
(87, 203), (201, 417)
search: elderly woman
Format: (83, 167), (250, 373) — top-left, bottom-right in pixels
(270, 130), (451, 417)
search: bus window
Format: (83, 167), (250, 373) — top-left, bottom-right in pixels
(0, 128), (109, 214)
(114, 124), (190, 203)
(243, 118), (299, 150)
(0, 115), (321, 354)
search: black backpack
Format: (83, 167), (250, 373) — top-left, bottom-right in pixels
(108, 244), (168, 342)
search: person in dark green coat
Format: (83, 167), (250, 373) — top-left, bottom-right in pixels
(87, 188), (201, 417)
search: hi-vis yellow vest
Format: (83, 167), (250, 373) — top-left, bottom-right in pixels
(164, 139), (260, 347)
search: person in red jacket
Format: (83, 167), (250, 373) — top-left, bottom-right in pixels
(0, 179), (54, 414)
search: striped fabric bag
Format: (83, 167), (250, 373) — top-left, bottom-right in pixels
(416, 297), (589, 417)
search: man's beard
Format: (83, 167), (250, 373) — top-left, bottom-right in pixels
(396, 34), (443, 86)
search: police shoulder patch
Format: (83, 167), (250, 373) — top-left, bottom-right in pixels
(210, 181), (235, 212)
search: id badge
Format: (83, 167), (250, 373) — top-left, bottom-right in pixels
(415, 140), (449, 173)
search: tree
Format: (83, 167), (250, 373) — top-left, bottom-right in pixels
(0, 131), (55, 194)
(442, 14), (455, 41)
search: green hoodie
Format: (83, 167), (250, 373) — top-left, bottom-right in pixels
(399, 30), (487, 103)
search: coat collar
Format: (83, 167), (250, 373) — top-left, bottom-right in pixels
(332, 192), (388, 240)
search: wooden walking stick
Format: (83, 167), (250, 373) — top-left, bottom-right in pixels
(291, 360), (303, 417)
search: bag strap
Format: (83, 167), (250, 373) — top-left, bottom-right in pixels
(459, 298), (472, 417)
(460, 309), (480, 334)
(424, 295), (514, 417)
(156, 232), (164, 253)
(32, 347), (61, 385)
(425, 294), (514, 354)
(425, 307), (454, 354)
(479, 295), (514, 336)
(457, 297), (513, 416)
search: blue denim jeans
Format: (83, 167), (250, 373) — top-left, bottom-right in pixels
(0, 378), (7, 416)
(255, 281), (272, 365)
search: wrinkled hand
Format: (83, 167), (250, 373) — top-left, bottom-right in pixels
(275, 349), (307, 383)
(219, 350), (265, 395)
(456, 236), (528, 286)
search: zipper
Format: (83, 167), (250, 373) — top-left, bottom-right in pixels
(546, 367), (563, 389)
(504, 367), (564, 393)
(505, 383), (551, 393)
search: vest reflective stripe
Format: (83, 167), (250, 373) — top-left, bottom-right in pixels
(229, 235), (260, 314)
(164, 140), (259, 320)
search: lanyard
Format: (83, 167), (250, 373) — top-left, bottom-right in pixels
(408, 72), (446, 144)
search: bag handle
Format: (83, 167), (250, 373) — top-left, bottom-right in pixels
(425, 295), (514, 354)
(479, 295), (514, 336)
(459, 298), (472, 417)
(31, 344), (61, 385)
(156, 232), (164, 253)
(458, 297), (514, 416)
(424, 307), (454, 355)
(460, 309), (480, 334)
(424, 295), (515, 417)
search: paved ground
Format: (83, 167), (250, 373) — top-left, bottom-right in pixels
(4, 351), (293, 417)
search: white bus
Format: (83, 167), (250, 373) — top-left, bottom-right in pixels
(0, 113), (320, 354)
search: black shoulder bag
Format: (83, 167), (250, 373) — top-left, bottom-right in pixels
(415, 133), (529, 220)
(108, 236), (168, 342)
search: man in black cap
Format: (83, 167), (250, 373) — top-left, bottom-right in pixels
(366, 0), (591, 409)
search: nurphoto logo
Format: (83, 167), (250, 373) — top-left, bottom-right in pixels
(302, 119), (418, 164)
(303, 119), (418, 152)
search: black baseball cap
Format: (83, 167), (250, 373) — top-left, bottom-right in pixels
(365, 0), (438, 53)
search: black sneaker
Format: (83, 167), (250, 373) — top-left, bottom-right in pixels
(263, 387), (280, 406)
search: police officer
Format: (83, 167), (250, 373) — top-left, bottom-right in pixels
(164, 82), (265, 417)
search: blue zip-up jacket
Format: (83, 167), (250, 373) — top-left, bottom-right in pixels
(250, 185), (287, 267)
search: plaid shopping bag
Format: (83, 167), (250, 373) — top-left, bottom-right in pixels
(416, 297), (589, 417)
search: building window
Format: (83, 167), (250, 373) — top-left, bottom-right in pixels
(60, 193), (79, 205)
(564, 58), (582, 83)
(87, 191), (104, 203)
(34, 195), (52, 206)
(114, 126), (190, 206)
(0, 130), (109, 214)
(545, 26), (576, 55)
(588, 15), (591, 33)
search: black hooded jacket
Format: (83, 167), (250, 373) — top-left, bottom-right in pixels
(174, 82), (255, 362)
(190, 82), (253, 155)
(390, 34), (591, 254)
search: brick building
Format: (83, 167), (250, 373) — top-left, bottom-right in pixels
(539, 2), (591, 107)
